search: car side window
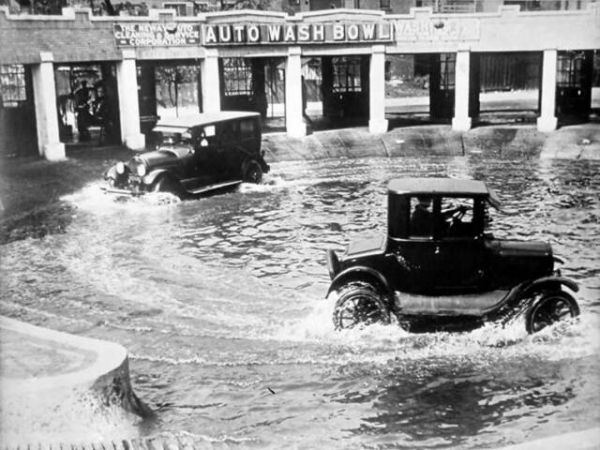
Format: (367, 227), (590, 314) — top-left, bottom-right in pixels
(219, 121), (238, 147)
(441, 197), (475, 237)
(409, 196), (434, 238)
(240, 119), (255, 140)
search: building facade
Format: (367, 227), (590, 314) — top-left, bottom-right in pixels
(0, 4), (599, 159)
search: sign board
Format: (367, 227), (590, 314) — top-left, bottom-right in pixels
(395, 19), (480, 42)
(114, 23), (201, 47)
(201, 22), (394, 45)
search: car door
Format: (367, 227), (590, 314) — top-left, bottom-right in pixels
(430, 196), (487, 293)
(396, 195), (440, 293)
(189, 125), (217, 188)
(214, 120), (239, 182)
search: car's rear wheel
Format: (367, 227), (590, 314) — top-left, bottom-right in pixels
(333, 281), (390, 330)
(243, 160), (263, 184)
(526, 290), (580, 334)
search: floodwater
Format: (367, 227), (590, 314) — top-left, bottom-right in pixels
(1, 154), (599, 448)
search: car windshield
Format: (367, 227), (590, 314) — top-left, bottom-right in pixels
(156, 131), (192, 146)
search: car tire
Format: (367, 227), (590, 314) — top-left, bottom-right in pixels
(152, 176), (181, 197)
(333, 281), (390, 330)
(525, 290), (580, 334)
(243, 160), (263, 184)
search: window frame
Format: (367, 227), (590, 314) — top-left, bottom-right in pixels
(0, 64), (27, 108)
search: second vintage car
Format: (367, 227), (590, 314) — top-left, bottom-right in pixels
(326, 178), (580, 334)
(104, 111), (270, 197)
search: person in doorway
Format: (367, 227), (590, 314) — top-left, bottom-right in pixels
(74, 80), (92, 141)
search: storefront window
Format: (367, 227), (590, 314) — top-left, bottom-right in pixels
(332, 57), (362, 93)
(0, 64), (27, 108)
(440, 54), (455, 91)
(222, 58), (253, 96)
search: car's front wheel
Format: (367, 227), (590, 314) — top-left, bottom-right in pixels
(525, 290), (580, 334)
(243, 160), (263, 184)
(152, 176), (181, 197)
(333, 281), (390, 330)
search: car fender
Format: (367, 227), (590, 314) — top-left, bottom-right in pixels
(143, 169), (171, 186)
(104, 165), (118, 180)
(327, 266), (392, 300)
(521, 276), (579, 297)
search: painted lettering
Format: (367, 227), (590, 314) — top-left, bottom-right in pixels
(218, 25), (231, 42)
(284, 25), (296, 42)
(347, 24), (359, 40)
(312, 24), (324, 41)
(361, 23), (375, 40)
(297, 24), (310, 42)
(247, 25), (260, 42)
(333, 24), (345, 41)
(233, 25), (245, 42)
(267, 24), (282, 41)
(204, 26), (218, 44)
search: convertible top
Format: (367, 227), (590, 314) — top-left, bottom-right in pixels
(154, 111), (260, 132)
(388, 177), (501, 208)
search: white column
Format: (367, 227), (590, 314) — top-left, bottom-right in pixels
(201, 48), (221, 113)
(31, 52), (65, 161)
(285, 46), (306, 138)
(369, 45), (389, 134)
(537, 49), (558, 132)
(116, 49), (145, 150)
(452, 49), (472, 132)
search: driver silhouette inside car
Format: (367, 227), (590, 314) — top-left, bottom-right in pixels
(411, 196), (468, 236)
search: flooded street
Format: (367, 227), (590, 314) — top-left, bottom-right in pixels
(1, 154), (599, 448)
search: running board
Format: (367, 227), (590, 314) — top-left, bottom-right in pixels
(186, 180), (243, 195)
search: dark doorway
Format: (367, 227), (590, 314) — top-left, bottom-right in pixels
(219, 57), (286, 131)
(476, 52), (541, 125)
(556, 50), (594, 122)
(55, 62), (121, 148)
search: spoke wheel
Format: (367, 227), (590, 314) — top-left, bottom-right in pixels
(526, 291), (580, 334)
(333, 282), (390, 330)
(244, 161), (263, 184)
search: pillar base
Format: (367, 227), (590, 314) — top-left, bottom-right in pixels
(286, 121), (307, 139)
(123, 133), (146, 150)
(537, 116), (557, 132)
(369, 119), (389, 134)
(42, 142), (66, 161)
(452, 116), (472, 132)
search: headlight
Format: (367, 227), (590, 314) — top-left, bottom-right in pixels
(136, 164), (147, 177)
(116, 162), (125, 175)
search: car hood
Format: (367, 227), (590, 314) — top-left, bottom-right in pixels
(488, 240), (552, 258)
(343, 234), (387, 260)
(132, 146), (192, 168)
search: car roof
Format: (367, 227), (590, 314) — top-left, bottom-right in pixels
(388, 178), (501, 208)
(155, 111), (260, 130)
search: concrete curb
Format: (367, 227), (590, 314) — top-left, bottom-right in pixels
(262, 123), (600, 162)
(0, 316), (152, 446)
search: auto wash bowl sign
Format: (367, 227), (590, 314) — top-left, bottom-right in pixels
(202, 22), (393, 45)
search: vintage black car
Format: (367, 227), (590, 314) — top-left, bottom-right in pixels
(326, 178), (580, 334)
(104, 111), (270, 197)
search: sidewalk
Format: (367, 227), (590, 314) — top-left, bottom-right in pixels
(0, 316), (151, 447)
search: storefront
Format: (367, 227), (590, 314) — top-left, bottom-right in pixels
(0, 5), (598, 160)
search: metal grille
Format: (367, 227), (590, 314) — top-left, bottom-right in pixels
(222, 58), (253, 96)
